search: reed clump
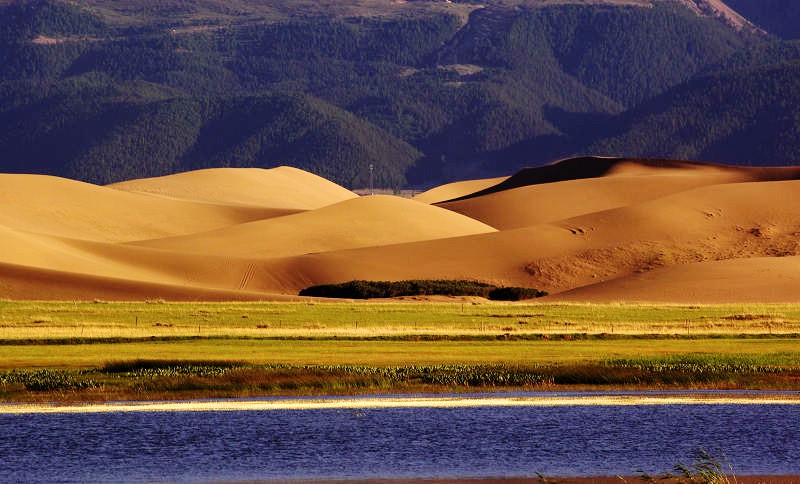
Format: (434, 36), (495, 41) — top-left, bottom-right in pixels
(0, 369), (99, 391)
(639, 449), (737, 483)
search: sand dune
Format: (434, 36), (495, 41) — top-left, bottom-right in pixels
(0, 174), (287, 242)
(444, 157), (800, 202)
(547, 256), (800, 303)
(439, 173), (739, 229)
(439, 159), (800, 229)
(109, 166), (357, 210)
(2, 159), (800, 302)
(247, 179), (800, 301)
(130, 195), (497, 258)
(0, 261), (283, 302)
(413, 176), (508, 204)
(0, 223), (264, 290)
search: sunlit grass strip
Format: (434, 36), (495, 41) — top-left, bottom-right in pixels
(1, 300), (800, 340)
(2, 338), (800, 370)
(3, 333), (800, 347)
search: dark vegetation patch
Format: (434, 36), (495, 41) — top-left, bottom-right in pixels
(3, 356), (798, 401)
(102, 359), (245, 375)
(299, 280), (547, 300)
(0, 369), (99, 391)
(718, 314), (774, 321)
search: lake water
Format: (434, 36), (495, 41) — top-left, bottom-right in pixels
(1, 392), (799, 483)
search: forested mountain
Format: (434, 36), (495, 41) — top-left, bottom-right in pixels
(0, 0), (797, 187)
(591, 60), (800, 164)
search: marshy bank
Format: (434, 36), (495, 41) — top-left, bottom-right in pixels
(3, 356), (800, 403)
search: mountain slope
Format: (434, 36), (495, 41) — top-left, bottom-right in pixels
(0, 81), (420, 187)
(591, 61), (800, 165)
(0, 0), (769, 186)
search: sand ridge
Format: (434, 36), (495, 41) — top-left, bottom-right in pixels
(128, 194), (498, 259)
(413, 176), (509, 204)
(108, 166), (358, 210)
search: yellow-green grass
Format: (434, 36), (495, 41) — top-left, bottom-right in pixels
(1, 300), (799, 341)
(3, 300), (800, 400)
(3, 338), (800, 370)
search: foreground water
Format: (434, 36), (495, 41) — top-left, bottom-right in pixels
(1, 392), (799, 483)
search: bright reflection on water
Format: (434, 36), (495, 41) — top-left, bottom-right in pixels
(1, 393), (799, 483)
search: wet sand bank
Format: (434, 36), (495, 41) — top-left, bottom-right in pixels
(3, 393), (800, 414)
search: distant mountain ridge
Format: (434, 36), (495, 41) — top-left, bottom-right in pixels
(0, 0), (797, 187)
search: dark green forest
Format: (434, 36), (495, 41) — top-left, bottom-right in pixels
(0, 0), (797, 187)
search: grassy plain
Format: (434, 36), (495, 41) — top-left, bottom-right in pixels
(1, 300), (799, 402)
(4, 338), (800, 369)
(2, 300), (800, 341)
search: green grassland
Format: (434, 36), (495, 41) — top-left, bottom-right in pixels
(3, 300), (800, 340)
(1, 300), (799, 401)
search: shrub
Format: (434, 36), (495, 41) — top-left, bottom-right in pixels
(299, 279), (546, 300)
(487, 286), (548, 301)
(0, 369), (99, 391)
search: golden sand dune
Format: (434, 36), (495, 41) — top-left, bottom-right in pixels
(549, 256), (800, 303)
(130, 195), (498, 258)
(249, 179), (800, 301)
(0, 223), (261, 290)
(439, 159), (800, 229)
(2, 159), (800, 302)
(413, 176), (508, 204)
(109, 166), (357, 210)
(444, 157), (799, 202)
(522, 179), (800, 296)
(0, 261), (282, 301)
(0, 174), (286, 242)
(0, 222), (314, 299)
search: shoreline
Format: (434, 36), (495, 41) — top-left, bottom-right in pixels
(3, 392), (800, 414)
(280, 477), (800, 484)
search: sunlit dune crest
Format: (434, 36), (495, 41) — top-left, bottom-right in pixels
(2, 158), (800, 302)
(0, 173), (289, 242)
(130, 194), (497, 259)
(413, 175), (509, 204)
(108, 166), (358, 210)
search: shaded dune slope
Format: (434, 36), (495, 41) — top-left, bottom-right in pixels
(0, 174), (282, 243)
(441, 156), (800, 203)
(251, 179), (800, 302)
(130, 195), (497, 259)
(413, 176), (508, 204)
(438, 158), (800, 229)
(2, 159), (800, 302)
(0, 223), (271, 292)
(0, 262), (287, 302)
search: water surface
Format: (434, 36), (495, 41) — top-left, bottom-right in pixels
(1, 392), (798, 483)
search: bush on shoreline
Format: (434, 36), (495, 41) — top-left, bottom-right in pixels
(299, 280), (547, 301)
